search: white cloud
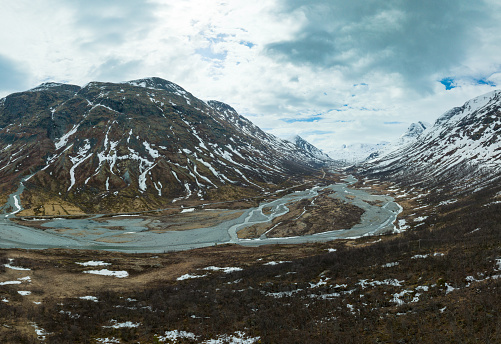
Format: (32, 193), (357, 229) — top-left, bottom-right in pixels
(0, 0), (500, 151)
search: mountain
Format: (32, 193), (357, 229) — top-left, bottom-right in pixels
(361, 90), (501, 191)
(366, 121), (431, 161)
(397, 121), (431, 144)
(328, 122), (431, 164)
(0, 77), (325, 215)
(290, 135), (332, 161)
(327, 142), (390, 164)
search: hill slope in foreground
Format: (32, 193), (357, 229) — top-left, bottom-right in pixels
(0, 78), (327, 215)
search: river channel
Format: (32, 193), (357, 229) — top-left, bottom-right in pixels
(0, 176), (401, 253)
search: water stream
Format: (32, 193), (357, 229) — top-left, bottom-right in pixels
(0, 176), (401, 253)
(1, 174), (35, 218)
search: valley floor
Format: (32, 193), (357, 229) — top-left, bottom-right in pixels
(0, 174), (399, 252)
(1, 174), (500, 343)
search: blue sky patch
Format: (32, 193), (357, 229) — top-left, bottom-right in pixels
(195, 47), (227, 61)
(282, 117), (322, 123)
(384, 121), (404, 124)
(303, 130), (334, 135)
(440, 77), (457, 90)
(474, 78), (496, 87)
(240, 41), (255, 48)
(208, 34), (229, 44)
(360, 107), (382, 111)
(440, 76), (496, 90)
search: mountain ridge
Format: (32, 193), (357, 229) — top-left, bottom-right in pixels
(360, 89), (501, 191)
(0, 77), (326, 215)
(290, 135), (333, 162)
(365, 121), (431, 161)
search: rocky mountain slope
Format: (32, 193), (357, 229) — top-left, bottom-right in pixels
(397, 121), (430, 144)
(361, 90), (501, 191)
(0, 78), (325, 214)
(290, 135), (332, 161)
(328, 121), (431, 164)
(366, 121), (431, 161)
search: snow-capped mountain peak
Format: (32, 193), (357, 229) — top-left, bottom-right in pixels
(125, 77), (190, 95)
(290, 136), (332, 162)
(361, 89), (501, 191)
(435, 90), (501, 126)
(399, 121), (430, 142)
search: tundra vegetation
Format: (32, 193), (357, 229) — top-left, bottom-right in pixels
(1, 174), (500, 343)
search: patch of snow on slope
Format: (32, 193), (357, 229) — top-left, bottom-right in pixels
(201, 266), (243, 273)
(68, 152), (93, 191)
(177, 273), (207, 280)
(143, 141), (159, 159)
(83, 269), (129, 278)
(55, 124), (79, 150)
(76, 261), (111, 267)
(156, 330), (198, 342)
(5, 259), (31, 271)
(103, 320), (140, 329)
(0, 281), (22, 286)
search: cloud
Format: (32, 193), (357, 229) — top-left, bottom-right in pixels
(91, 58), (144, 83)
(266, 0), (493, 92)
(1, 0), (500, 151)
(0, 55), (30, 95)
(66, 0), (160, 48)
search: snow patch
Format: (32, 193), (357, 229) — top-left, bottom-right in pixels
(0, 280), (22, 286)
(156, 330), (198, 342)
(177, 273), (207, 281)
(4, 259), (31, 271)
(264, 261), (291, 266)
(103, 320), (141, 329)
(76, 261), (111, 267)
(55, 124), (79, 150)
(202, 266), (243, 273)
(83, 269), (129, 278)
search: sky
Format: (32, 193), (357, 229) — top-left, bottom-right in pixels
(1, 0), (501, 152)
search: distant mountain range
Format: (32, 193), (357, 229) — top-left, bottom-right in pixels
(327, 142), (390, 164)
(365, 121), (431, 161)
(0, 77), (327, 214)
(327, 121), (431, 164)
(361, 90), (501, 191)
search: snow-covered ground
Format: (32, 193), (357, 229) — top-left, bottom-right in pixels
(83, 269), (129, 278)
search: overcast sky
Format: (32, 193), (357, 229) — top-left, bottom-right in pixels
(1, 0), (500, 151)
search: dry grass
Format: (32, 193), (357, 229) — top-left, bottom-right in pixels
(238, 189), (365, 239)
(18, 193), (85, 216)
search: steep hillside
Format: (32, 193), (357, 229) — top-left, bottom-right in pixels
(361, 90), (501, 191)
(290, 135), (333, 161)
(366, 121), (431, 161)
(0, 78), (324, 214)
